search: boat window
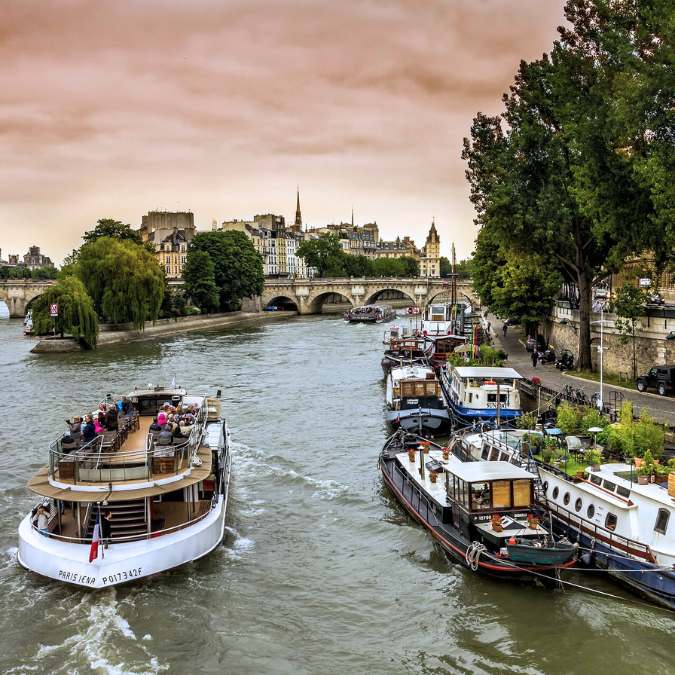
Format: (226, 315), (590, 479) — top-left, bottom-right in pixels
(590, 475), (602, 486)
(469, 393), (473, 403)
(542, 481), (548, 493)
(552, 486), (559, 500)
(492, 480), (512, 509)
(616, 485), (630, 499)
(487, 393), (508, 403)
(587, 504), (595, 519)
(488, 447), (499, 461)
(480, 445), (489, 460)
(602, 480), (616, 492)
(574, 497), (582, 512)
(512, 480), (531, 507)
(654, 509), (670, 535)
(470, 482), (491, 511)
(563, 492), (571, 506)
(605, 513), (617, 531)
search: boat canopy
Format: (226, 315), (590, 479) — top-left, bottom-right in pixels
(453, 367), (522, 380)
(448, 460), (534, 483)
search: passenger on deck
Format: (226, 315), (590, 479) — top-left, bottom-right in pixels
(105, 404), (118, 431)
(101, 510), (112, 549)
(170, 421), (187, 440)
(120, 396), (132, 416)
(34, 505), (49, 534)
(157, 424), (173, 445)
(81, 415), (96, 443)
(94, 412), (105, 434)
(66, 416), (82, 435)
(149, 417), (162, 432)
(157, 411), (168, 426)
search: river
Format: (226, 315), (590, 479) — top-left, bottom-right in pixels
(0, 316), (673, 675)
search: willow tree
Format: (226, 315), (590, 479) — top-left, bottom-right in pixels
(463, 0), (671, 369)
(32, 276), (99, 348)
(77, 237), (164, 327)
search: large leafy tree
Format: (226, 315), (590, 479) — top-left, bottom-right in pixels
(77, 237), (164, 327)
(189, 231), (264, 310)
(183, 250), (219, 313)
(31, 276), (99, 348)
(82, 218), (143, 245)
(463, 0), (672, 369)
(296, 235), (346, 278)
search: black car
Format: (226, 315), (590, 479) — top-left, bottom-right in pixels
(636, 366), (675, 396)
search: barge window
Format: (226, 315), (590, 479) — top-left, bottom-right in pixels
(605, 513), (617, 531)
(602, 480), (616, 492)
(552, 486), (559, 500)
(470, 482), (490, 511)
(574, 497), (582, 512)
(488, 447), (499, 461)
(587, 504), (595, 519)
(492, 480), (512, 509)
(563, 492), (571, 506)
(654, 509), (670, 535)
(481, 445), (489, 460)
(513, 480), (531, 507)
(590, 475), (602, 486)
(616, 485), (630, 499)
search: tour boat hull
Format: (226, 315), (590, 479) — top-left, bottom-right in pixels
(379, 454), (575, 581)
(18, 493), (229, 589)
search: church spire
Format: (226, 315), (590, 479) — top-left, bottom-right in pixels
(294, 186), (302, 230)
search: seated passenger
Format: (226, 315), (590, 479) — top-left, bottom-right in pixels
(171, 422), (187, 439)
(81, 415), (96, 443)
(149, 417), (162, 432)
(157, 411), (168, 426)
(105, 404), (118, 431)
(157, 424), (173, 445)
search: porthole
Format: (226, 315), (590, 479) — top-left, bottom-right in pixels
(587, 504), (595, 519)
(563, 492), (570, 506)
(575, 497), (582, 512)
(552, 486), (559, 500)
(542, 481), (549, 493)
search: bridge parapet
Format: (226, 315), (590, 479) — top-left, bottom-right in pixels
(0, 280), (55, 317)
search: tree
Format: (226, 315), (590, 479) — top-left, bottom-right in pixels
(440, 256), (452, 278)
(296, 235), (346, 278)
(399, 256), (419, 277)
(31, 276), (98, 348)
(183, 250), (219, 313)
(31, 266), (59, 280)
(341, 254), (373, 278)
(76, 237), (164, 327)
(189, 231), (264, 310)
(613, 282), (648, 379)
(371, 257), (405, 277)
(82, 219), (143, 245)
(462, 1), (672, 369)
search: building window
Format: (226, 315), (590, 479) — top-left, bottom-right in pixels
(654, 509), (670, 534)
(605, 513), (617, 531)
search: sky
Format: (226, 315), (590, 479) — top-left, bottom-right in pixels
(0, 0), (566, 264)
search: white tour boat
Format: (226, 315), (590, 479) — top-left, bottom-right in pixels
(385, 365), (449, 431)
(18, 385), (231, 588)
(439, 366), (523, 422)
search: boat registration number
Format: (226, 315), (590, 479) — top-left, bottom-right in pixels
(407, 399), (419, 404)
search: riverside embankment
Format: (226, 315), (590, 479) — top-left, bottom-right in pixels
(30, 310), (297, 352)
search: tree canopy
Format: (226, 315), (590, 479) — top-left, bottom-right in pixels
(183, 250), (219, 313)
(76, 237), (164, 327)
(82, 219), (143, 246)
(188, 231), (264, 311)
(31, 276), (99, 348)
(463, 0), (673, 368)
(296, 235), (345, 277)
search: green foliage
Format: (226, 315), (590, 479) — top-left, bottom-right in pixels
(183, 250), (219, 313)
(296, 235), (345, 278)
(159, 280), (188, 319)
(82, 219), (143, 246)
(462, 0), (674, 369)
(478, 344), (504, 366)
(613, 281), (648, 378)
(580, 408), (607, 433)
(583, 448), (603, 466)
(31, 276), (98, 348)
(516, 411), (537, 430)
(601, 401), (665, 458)
(439, 257), (452, 278)
(556, 401), (582, 436)
(342, 255), (373, 278)
(189, 231), (264, 311)
(0, 265), (59, 280)
(77, 237), (164, 328)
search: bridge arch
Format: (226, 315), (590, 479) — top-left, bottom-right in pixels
(307, 291), (354, 314)
(363, 287), (416, 307)
(263, 295), (298, 312)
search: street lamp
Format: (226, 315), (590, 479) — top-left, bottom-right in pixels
(591, 293), (610, 411)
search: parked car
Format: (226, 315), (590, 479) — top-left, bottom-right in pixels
(636, 366), (675, 396)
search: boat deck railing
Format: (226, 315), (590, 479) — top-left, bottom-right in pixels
(48, 413), (206, 484)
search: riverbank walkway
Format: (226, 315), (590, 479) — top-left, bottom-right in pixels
(488, 316), (675, 427)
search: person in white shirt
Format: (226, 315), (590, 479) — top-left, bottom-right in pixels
(34, 505), (49, 535)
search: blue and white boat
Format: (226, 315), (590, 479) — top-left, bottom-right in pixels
(439, 366), (523, 421)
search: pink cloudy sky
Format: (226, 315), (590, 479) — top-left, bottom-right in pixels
(1, 0), (566, 263)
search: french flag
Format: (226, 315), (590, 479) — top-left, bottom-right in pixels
(89, 517), (101, 563)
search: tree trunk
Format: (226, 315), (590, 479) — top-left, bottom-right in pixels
(577, 272), (593, 370)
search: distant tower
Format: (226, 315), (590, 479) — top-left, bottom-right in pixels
(351, 207), (354, 228)
(425, 218), (440, 258)
(293, 187), (302, 232)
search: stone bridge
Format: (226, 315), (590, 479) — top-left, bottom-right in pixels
(0, 280), (55, 317)
(262, 277), (477, 315)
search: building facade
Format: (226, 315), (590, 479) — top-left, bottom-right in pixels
(138, 211), (196, 280)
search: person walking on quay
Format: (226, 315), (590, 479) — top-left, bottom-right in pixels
(502, 323), (508, 337)
(531, 350), (538, 368)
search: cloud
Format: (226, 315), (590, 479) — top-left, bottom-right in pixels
(0, 0), (566, 261)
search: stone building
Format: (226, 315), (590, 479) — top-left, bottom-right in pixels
(22, 246), (53, 269)
(419, 220), (441, 278)
(139, 211), (196, 280)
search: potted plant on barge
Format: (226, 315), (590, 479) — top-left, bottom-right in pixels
(583, 448), (603, 471)
(637, 450), (657, 485)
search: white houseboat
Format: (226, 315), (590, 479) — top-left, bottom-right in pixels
(439, 366), (523, 422)
(18, 385), (231, 588)
(385, 365), (449, 432)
